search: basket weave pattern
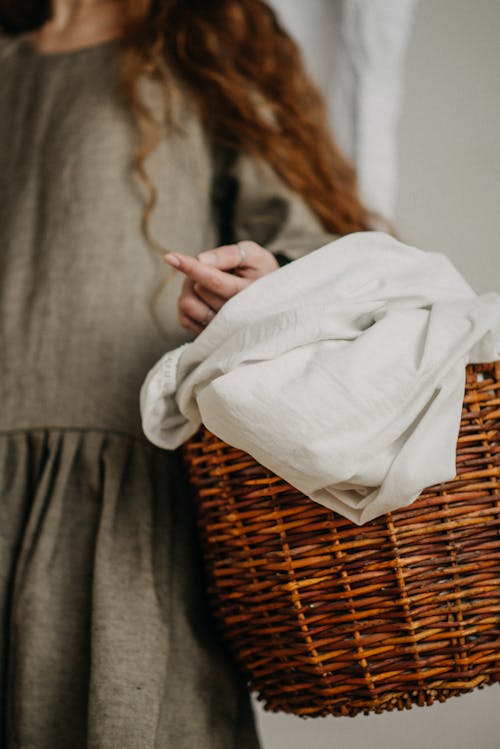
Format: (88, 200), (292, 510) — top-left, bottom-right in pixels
(181, 361), (500, 717)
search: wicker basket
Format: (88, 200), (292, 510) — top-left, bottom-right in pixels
(181, 361), (500, 718)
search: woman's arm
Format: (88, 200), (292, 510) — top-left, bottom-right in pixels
(164, 147), (340, 334)
(213, 146), (338, 263)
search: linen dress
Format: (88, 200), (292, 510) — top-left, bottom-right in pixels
(0, 33), (335, 749)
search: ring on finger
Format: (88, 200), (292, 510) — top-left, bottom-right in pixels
(201, 308), (215, 326)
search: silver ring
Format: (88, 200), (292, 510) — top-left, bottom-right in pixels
(202, 308), (215, 326)
(236, 241), (248, 268)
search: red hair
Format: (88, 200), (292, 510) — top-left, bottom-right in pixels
(117, 0), (377, 245)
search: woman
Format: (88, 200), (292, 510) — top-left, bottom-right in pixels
(0, 1), (373, 746)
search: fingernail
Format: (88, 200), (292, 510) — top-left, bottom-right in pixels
(197, 251), (216, 265)
(164, 253), (180, 267)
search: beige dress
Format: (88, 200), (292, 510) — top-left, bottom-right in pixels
(0, 33), (335, 749)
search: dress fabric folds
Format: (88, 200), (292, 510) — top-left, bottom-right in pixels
(0, 430), (258, 748)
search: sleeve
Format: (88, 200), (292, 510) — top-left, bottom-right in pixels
(212, 146), (339, 263)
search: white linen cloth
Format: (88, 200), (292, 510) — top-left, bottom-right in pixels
(140, 231), (500, 525)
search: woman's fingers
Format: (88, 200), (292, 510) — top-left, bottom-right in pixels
(195, 241), (261, 271)
(178, 313), (204, 336)
(166, 242), (280, 335)
(178, 277), (216, 334)
(164, 252), (249, 299)
(193, 282), (234, 311)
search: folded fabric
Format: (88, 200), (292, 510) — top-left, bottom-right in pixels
(140, 231), (500, 524)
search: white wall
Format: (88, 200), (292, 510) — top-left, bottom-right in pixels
(396, 0), (500, 293)
(254, 1), (500, 747)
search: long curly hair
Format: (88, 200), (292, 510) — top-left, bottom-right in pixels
(1, 0), (379, 329)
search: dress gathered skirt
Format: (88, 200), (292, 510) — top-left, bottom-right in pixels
(0, 429), (260, 747)
(0, 32), (335, 748)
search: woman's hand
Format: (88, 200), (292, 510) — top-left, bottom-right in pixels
(164, 240), (279, 335)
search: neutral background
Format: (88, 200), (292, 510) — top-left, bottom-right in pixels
(254, 1), (500, 747)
